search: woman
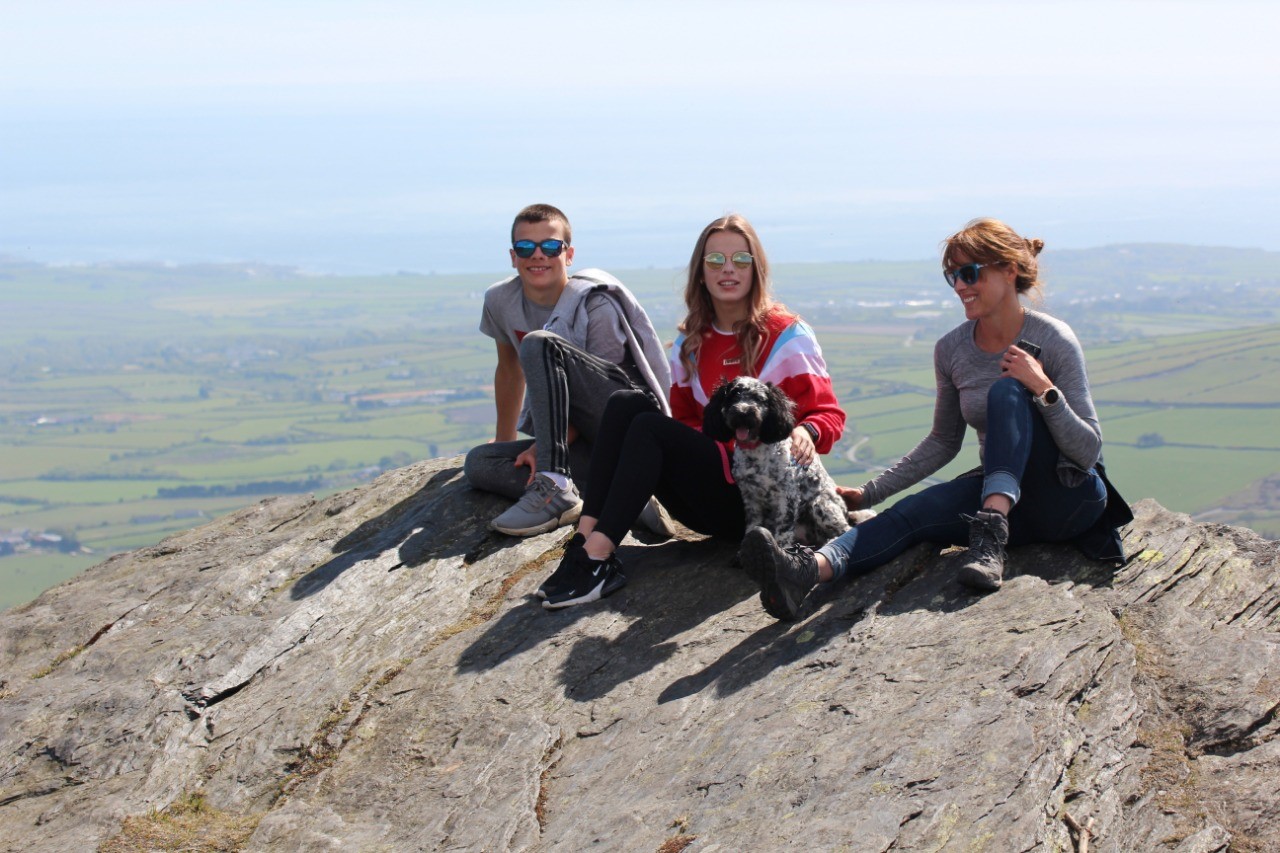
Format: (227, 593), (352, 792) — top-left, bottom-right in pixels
(540, 214), (846, 610)
(741, 217), (1111, 620)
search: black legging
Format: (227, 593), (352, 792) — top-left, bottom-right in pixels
(585, 390), (747, 546)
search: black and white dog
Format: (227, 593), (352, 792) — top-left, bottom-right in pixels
(703, 376), (850, 547)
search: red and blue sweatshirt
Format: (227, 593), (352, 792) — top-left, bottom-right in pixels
(669, 307), (846, 465)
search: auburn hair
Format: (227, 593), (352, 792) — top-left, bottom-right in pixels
(942, 217), (1045, 296)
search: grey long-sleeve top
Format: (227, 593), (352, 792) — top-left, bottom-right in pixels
(860, 309), (1103, 508)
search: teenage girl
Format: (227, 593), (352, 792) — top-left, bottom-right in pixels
(540, 214), (846, 609)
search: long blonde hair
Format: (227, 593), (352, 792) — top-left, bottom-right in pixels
(678, 214), (789, 379)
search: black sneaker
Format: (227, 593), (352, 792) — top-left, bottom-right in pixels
(542, 550), (626, 610)
(537, 533), (585, 600)
(739, 526), (820, 621)
(958, 510), (1009, 593)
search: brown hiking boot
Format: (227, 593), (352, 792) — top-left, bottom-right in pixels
(958, 510), (1009, 593)
(740, 526), (820, 621)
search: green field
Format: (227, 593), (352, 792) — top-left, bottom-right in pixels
(2, 247), (1279, 611)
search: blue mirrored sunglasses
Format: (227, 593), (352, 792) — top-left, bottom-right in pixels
(513, 239), (569, 259)
(944, 262), (996, 288)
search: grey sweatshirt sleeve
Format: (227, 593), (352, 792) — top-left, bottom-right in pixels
(1037, 317), (1102, 472)
(860, 338), (967, 507)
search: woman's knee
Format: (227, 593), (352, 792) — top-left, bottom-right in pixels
(987, 375), (1031, 411)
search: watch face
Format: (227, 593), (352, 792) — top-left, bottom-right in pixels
(1045, 388), (1060, 404)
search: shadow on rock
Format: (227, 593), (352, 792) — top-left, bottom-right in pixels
(656, 541), (1039, 702)
(656, 617), (819, 704)
(455, 578), (602, 675)
(1013, 542), (1123, 589)
(456, 537), (754, 685)
(292, 466), (509, 599)
(556, 537), (760, 702)
(808, 538), (1122, 622)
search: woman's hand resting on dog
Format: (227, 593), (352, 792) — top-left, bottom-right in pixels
(837, 486), (864, 510)
(789, 426), (816, 465)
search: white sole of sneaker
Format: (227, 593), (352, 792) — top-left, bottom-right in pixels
(638, 499), (676, 540)
(541, 572), (626, 610)
(491, 504), (583, 537)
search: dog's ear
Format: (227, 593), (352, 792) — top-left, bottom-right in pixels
(702, 380), (733, 441)
(759, 382), (797, 443)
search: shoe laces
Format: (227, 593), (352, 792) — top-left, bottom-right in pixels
(778, 540), (817, 584)
(515, 475), (558, 509)
(962, 513), (1003, 550)
(782, 541), (811, 560)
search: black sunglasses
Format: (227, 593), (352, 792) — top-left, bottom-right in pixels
(944, 262), (997, 288)
(513, 239), (569, 259)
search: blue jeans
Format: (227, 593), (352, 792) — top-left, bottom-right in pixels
(820, 378), (1107, 582)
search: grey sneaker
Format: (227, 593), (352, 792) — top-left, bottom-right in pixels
(636, 497), (676, 540)
(739, 526), (820, 621)
(958, 510), (1009, 592)
(491, 474), (583, 536)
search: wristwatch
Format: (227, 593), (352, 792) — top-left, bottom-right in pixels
(1034, 386), (1061, 408)
(801, 422), (820, 441)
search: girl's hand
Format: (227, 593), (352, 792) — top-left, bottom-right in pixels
(789, 425), (816, 465)
(1002, 344), (1053, 397)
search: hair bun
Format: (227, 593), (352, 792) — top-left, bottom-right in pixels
(1027, 237), (1045, 257)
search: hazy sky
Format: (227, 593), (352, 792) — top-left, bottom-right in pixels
(3, 0), (1277, 273)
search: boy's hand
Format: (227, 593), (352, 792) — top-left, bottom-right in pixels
(514, 443), (538, 485)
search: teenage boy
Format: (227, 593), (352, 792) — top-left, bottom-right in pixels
(464, 203), (674, 538)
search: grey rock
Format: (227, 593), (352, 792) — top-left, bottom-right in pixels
(1, 460), (1277, 852)
(1174, 824), (1231, 853)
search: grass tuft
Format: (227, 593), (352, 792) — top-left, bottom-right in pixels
(99, 792), (261, 852)
(30, 644), (86, 679)
(656, 834), (698, 853)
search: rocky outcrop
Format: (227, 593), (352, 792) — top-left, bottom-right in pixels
(1, 457), (1277, 852)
